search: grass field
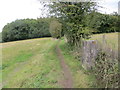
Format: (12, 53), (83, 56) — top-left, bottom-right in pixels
(1, 32), (118, 88)
(2, 38), (63, 88)
(1, 37), (96, 88)
(90, 32), (118, 50)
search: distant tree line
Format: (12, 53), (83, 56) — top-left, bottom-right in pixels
(2, 18), (52, 42)
(85, 12), (119, 34)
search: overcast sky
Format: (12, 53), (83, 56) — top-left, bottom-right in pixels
(0, 0), (119, 32)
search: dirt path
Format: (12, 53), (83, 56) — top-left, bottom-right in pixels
(56, 41), (73, 88)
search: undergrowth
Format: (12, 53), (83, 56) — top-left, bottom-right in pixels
(93, 50), (119, 88)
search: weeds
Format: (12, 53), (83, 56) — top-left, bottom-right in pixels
(74, 33), (119, 88)
(94, 50), (119, 88)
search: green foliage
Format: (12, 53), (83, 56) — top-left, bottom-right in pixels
(0, 33), (2, 43)
(94, 51), (119, 88)
(89, 33), (119, 88)
(85, 12), (119, 33)
(48, 2), (118, 44)
(48, 2), (97, 46)
(2, 18), (51, 42)
(49, 20), (62, 38)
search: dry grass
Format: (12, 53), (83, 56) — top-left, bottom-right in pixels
(90, 32), (118, 51)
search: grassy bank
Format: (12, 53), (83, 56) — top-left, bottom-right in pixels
(59, 39), (96, 88)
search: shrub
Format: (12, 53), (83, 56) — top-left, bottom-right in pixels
(49, 20), (62, 39)
(94, 50), (119, 88)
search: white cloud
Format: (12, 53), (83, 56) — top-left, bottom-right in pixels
(97, 0), (119, 14)
(0, 0), (42, 32)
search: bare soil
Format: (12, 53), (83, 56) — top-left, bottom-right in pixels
(56, 42), (73, 88)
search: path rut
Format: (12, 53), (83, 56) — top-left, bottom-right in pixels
(56, 42), (73, 88)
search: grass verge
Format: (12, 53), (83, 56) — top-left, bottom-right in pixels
(59, 39), (97, 88)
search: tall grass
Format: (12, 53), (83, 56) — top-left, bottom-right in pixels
(72, 33), (119, 88)
(90, 33), (119, 88)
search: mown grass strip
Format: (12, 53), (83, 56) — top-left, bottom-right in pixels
(2, 38), (63, 88)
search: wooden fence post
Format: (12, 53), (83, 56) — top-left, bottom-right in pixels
(82, 40), (98, 70)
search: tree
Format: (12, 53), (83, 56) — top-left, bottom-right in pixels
(0, 32), (2, 43)
(85, 12), (119, 33)
(49, 19), (62, 38)
(48, 2), (97, 46)
(2, 18), (51, 42)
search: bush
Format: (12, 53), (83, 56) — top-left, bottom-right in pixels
(49, 20), (62, 38)
(94, 51), (119, 88)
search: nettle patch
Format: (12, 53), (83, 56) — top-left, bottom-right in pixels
(94, 50), (119, 88)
